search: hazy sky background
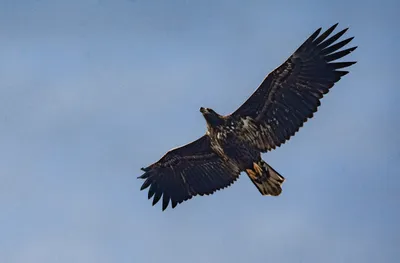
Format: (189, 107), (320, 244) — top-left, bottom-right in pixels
(1, 0), (399, 262)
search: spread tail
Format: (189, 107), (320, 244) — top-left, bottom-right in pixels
(245, 160), (285, 196)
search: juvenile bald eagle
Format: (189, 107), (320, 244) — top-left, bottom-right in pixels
(138, 24), (357, 210)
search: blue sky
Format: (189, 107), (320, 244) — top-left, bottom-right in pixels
(0, 0), (399, 262)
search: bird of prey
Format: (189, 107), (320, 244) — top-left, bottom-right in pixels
(138, 24), (357, 211)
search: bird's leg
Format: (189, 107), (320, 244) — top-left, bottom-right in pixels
(253, 162), (263, 175)
(246, 162), (263, 181)
(246, 168), (257, 180)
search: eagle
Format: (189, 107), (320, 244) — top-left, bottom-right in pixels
(138, 24), (357, 211)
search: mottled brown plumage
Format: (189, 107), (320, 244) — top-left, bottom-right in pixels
(138, 24), (357, 210)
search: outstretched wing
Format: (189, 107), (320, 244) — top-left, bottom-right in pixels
(232, 23), (357, 151)
(138, 135), (241, 210)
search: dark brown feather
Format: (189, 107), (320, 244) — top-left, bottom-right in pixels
(231, 24), (357, 152)
(138, 135), (240, 210)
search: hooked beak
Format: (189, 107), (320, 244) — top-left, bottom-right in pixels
(200, 107), (207, 114)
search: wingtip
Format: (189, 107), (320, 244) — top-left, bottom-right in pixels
(347, 36), (355, 42)
(138, 166), (151, 178)
(138, 168), (151, 180)
(137, 173), (147, 179)
(329, 23), (339, 31)
(340, 27), (350, 34)
(312, 27), (322, 37)
(349, 46), (358, 55)
(140, 178), (152, 190)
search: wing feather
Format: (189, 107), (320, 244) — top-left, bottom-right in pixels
(232, 24), (357, 151)
(138, 135), (240, 210)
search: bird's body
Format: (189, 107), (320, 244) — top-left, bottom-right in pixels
(138, 24), (357, 210)
(203, 111), (259, 169)
(204, 111), (285, 196)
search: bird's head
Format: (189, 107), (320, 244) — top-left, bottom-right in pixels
(200, 107), (224, 128)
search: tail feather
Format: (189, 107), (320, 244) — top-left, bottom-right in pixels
(245, 160), (285, 196)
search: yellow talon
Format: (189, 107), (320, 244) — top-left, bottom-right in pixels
(246, 169), (257, 179)
(253, 162), (263, 175)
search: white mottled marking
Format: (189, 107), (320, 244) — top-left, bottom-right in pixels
(242, 118), (251, 129)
